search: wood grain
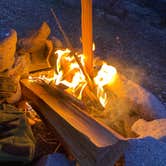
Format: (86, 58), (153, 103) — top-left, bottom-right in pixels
(21, 79), (128, 166)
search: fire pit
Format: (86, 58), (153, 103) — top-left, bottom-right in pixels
(0, 0), (166, 166)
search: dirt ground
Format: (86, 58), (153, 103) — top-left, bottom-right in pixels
(0, 0), (165, 107)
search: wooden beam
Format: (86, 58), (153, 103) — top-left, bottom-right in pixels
(21, 79), (128, 166)
(81, 0), (93, 77)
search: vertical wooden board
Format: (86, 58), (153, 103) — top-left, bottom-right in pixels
(81, 0), (93, 77)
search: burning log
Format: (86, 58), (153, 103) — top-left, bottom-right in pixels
(21, 79), (128, 166)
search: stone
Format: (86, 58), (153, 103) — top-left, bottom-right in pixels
(19, 22), (51, 53)
(0, 29), (17, 72)
(124, 137), (166, 166)
(109, 74), (166, 120)
(6, 51), (30, 104)
(18, 22), (52, 71)
(132, 118), (166, 142)
(102, 74), (166, 137)
(35, 153), (75, 166)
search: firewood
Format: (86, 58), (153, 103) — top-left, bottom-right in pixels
(82, 85), (105, 112)
(38, 80), (86, 110)
(8, 50), (31, 78)
(21, 79), (129, 166)
(50, 9), (93, 88)
(0, 29), (17, 72)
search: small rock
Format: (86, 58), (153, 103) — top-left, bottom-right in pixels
(0, 29), (17, 72)
(132, 118), (166, 142)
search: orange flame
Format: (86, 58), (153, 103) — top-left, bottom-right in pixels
(54, 48), (117, 107)
(54, 49), (87, 98)
(29, 47), (117, 108)
(94, 63), (117, 106)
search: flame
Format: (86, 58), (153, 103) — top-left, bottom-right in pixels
(29, 47), (117, 109)
(92, 43), (95, 51)
(94, 63), (117, 107)
(54, 49), (87, 98)
(94, 63), (117, 87)
(54, 48), (117, 107)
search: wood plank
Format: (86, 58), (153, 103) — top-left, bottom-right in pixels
(21, 79), (128, 166)
(81, 0), (93, 77)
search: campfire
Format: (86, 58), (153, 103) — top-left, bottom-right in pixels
(29, 47), (117, 107)
(0, 0), (166, 166)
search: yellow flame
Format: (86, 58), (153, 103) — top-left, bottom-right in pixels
(94, 63), (117, 87)
(94, 63), (117, 107)
(54, 49), (87, 99)
(55, 48), (71, 73)
(92, 43), (95, 51)
(29, 46), (117, 109)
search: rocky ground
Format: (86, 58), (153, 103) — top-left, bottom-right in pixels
(0, 0), (165, 107)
